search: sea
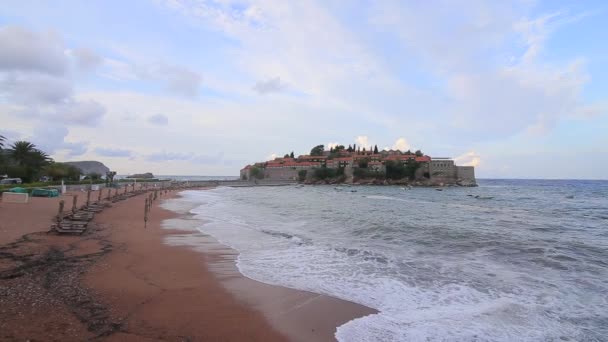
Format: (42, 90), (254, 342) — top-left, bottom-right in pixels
(163, 179), (608, 341)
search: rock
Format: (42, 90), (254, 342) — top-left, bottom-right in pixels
(126, 172), (154, 179)
(64, 161), (110, 176)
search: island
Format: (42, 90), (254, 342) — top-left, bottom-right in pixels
(240, 144), (476, 186)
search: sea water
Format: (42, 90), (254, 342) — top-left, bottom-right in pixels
(165, 180), (608, 341)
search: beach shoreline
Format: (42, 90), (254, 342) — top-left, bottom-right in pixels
(161, 190), (377, 342)
(0, 188), (375, 341)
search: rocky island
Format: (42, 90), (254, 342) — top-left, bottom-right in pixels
(241, 144), (476, 186)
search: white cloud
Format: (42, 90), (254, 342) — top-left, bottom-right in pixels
(392, 137), (410, 151)
(95, 147), (134, 158)
(326, 142), (340, 149)
(70, 47), (103, 71)
(454, 151), (481, 167)
(101, 57), (202, 97)
(355, 136), (371, 149)
(147, 114), (169, 125)
(253, 77), (286, 94)
(0, 72), (72, 104)
(0, 25), (67, 75)
(29, 124), (88, 157)
(267, 153), (277, 160)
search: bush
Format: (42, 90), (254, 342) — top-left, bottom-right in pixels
(313, 167), (336, 180)
(353, 168), (384, 179)
(298, 170), (307, 182)
(250, 166), (264, 179)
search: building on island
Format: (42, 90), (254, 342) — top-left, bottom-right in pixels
(240, 148), (476, 186)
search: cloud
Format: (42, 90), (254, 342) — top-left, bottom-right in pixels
(146, 151), (192, 162)
(102, 58), (202, 96)
(454, 151), (481, 167)
(253, 77), (286, 94)
(355, 136), (371, 149)
(147, 114), (169, 125)
(326, 142), (339, 149)
(159, 64), (202, 97)
(0, 72), (72, 104)
(29, 124), (88, 157)
(70, 47), (103, 71)
(0, 26), (106, 127)
(392, 137), (410, 151)
(52, 100), (106, 126)
(145, 151), (224, 164)
(95, 147), (134, 158)
(0, 25), (67, 75)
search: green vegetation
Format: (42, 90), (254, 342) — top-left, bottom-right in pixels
(358, 158), (369, 168)
(298, 170), (307, 181)
(313, 166), (336, 180)
(353, 168), (385, 179)
(44, 162), (82, 181)
(385, 160), (420, 180)
(1, 141), (53, 183)
(249, 166), (264, 179)
(310, 144), (324, 156)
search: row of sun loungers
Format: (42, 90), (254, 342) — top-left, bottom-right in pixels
(51, 188), (151, 235)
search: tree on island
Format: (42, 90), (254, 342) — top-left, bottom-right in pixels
(290, 151), (294, 158)
(310, 145), (324, 156)
(374, 145), (379, 154)
(415, 150), (423, 157)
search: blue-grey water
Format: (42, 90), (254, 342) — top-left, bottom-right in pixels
(167, 180), (608, 341)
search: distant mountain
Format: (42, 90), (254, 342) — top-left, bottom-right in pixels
(64, 161), (110, 175)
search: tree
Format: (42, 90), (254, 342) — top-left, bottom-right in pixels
(87, 173), (102, 181)
(415, 150), (423, 157)
(298, 170), (307, 182)
(310, 145), (324, 156)
(313, 166), (336, 180)
(10, 141), (36, 166)
(44, 162), (81, 181)
(347, 144), (352, 152)
(284, 154), (290, 158)
(290, 151), (294, 158)
(374, 145), (379, 154)
(106, 171), (117, 185)
(0, 135), (5, 150)
(7, 141), (51, 182)
(358, 158), (369, 168)
(249, 166), (264, 180)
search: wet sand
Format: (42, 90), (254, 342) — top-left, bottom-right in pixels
(0, 189), (374, 341)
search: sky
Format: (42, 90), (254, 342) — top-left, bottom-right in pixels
(0, 0), (607, 179)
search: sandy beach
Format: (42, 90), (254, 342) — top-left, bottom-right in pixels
(0, 189), (374, 341)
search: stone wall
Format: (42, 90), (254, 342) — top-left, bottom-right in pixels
(263, 167), (300, 180)
(456, 166), (475, 181)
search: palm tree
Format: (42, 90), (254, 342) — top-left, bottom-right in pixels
(10, 141), (37, 166)
(6, 141), (51, 182)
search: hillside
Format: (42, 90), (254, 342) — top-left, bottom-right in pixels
(64, 161), (110, 176)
